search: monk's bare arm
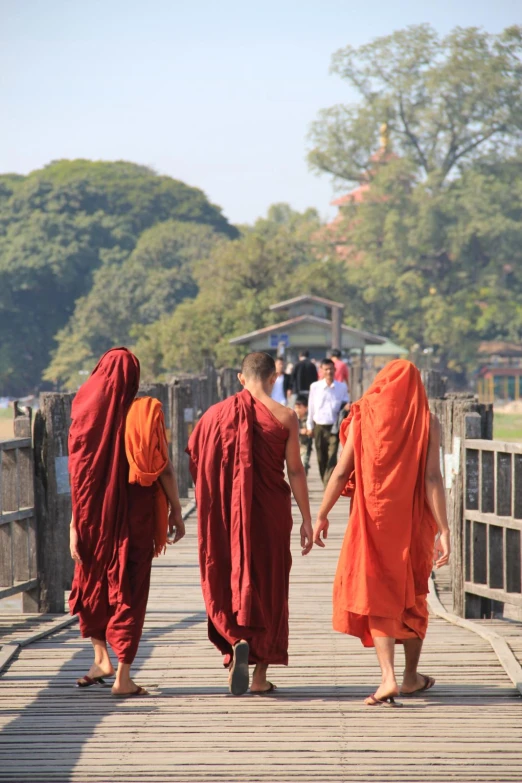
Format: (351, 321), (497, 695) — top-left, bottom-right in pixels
(313, 424), (355, 547)
(425, 414), (450, 567)
(159, 461), (186, 543)
(285, 413), (313, 555)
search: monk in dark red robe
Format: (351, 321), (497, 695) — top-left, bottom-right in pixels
(313, 360), (451, 706)
(187, 352), (313, 695)
(69, 348), (185, 696)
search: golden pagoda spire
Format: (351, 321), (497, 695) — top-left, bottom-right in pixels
(379, 122), (390, 152)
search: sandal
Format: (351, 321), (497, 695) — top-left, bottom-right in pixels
(112, 686), (149, 698)
(250, 682), (277, 695)
(229, 640), (250, 696)
(400, 674), (435, 696)
(365, 693), (402, 708)
(75, 675), (108, 688)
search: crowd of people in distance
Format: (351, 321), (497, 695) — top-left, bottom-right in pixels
(69, 348), (450, 707)
(271, 349), (351, 486)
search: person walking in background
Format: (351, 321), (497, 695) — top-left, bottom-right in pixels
(291, 350), (318, 398)
(69, 348), (185, 697)
(294, 394), (313, 476)
(331, 349), (349, 390)
(307, 358), (350, 486)
(313, 360), (451, 707)
(271, 357), (292, 405)
(187, 352), (313, 696)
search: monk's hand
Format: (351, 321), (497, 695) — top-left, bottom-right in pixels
(313, 515), (329, 548)
(300, 520), (313, 556)
(168, 512), (186, 545)
(434, 530), (450, 569)
(69, 525), (82, 564)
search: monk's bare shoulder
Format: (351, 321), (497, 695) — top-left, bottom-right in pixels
(268, 401), (298, 431)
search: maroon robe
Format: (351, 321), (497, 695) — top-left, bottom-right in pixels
(187, 389), (293, 666)
(69, 348), (155, 664)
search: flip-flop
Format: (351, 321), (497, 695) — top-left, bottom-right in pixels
(365, 693), (402, 708)
(75, 675), (108, 688)
(400, 674), (435, 696)
(229, 640), (250, 696)
(112, 686), (149, 698)
(250, 682), (277, 695)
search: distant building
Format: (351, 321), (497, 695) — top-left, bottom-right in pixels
(476, 341), (522, 403)
(229, 294), (386, 364)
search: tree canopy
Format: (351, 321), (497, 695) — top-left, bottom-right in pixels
(0, 160), (236, 394)
(308, 24), (522, 186)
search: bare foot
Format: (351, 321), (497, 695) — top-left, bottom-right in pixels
(87, 662), (115, 679)
(366, 678), (399, 704)
(400, 673), (435, 694)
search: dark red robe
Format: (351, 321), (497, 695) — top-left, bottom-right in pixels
(69, 348), (155, 664)
(187, 389), (293, 666)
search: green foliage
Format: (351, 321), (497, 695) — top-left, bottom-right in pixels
(45, 220), (223, 388)
(309, 24), (522, 186)
(0, 160), (237, 394)
(332, 153), (522, 373)
(133, 206), (352, 379)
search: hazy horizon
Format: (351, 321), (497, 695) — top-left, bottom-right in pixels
(2, 0), (520, 224)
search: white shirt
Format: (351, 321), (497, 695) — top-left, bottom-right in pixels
(306, 379), (350, 431)
(271, 374), (286, 404)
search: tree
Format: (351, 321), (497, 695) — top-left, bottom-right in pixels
(330, 152), (522, 375)
(308, 25), (522, 187)
(133, 206), (353, 379)
(0, 160), (237, 394)
(44, 220), (224, 388)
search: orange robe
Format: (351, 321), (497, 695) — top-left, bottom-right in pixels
(125, 397), (170, 557)
(333, 360), (437, 647)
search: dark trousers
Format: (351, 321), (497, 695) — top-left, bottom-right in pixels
(313, 424), (339, 486)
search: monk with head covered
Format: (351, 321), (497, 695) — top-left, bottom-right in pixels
(187, 351), (313, 695)
(313, 360), (450, 707)
(69, 348), (185, 696)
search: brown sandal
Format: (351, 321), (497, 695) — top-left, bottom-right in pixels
(75, 675), (107, 688)
(365, 693), (402, 708)
(112, 686), (149, 698)
(400, 674), (435, 696)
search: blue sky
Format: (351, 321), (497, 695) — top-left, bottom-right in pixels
(1, 0), (520, 224)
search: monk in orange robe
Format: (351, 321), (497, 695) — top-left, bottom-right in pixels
(187, 352), (313, 695)
(69, 348), (185, 696)
(313, 360), (450, 706)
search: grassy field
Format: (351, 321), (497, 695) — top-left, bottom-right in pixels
(0, 408), (14, 440)
(493, 413), (522, 443)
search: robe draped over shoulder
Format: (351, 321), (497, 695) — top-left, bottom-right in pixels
(125, 396), (169, 557)
(68, 348), (140, 616)
(187, 389), (293, 665)
(333, 360), (437, 646)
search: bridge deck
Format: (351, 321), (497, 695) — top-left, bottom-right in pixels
(1, 469), (521, 782)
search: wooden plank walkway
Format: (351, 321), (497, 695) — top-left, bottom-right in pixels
(1, 466), (522, 783)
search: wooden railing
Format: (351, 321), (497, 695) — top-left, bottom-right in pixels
(0, 435), (38, 610)
(0, 365), (239, 614)
(464, 424), (522, 617)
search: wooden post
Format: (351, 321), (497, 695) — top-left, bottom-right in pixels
(422, 370), (447, 399)
(218, 368), (241, 401)
(13, 402), (32, 438)
(34, 393), (75, 613)
(331, 306), (343, 352)
(428, 394), (493, 616)
(170, 380), (193, 499)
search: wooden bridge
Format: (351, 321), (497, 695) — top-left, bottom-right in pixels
(2, 469), (522, 783)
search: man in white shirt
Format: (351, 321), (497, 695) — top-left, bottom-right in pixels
(307, 358), (350, 485)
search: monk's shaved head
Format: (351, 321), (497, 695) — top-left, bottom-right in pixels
(240, 352), (276, 381)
